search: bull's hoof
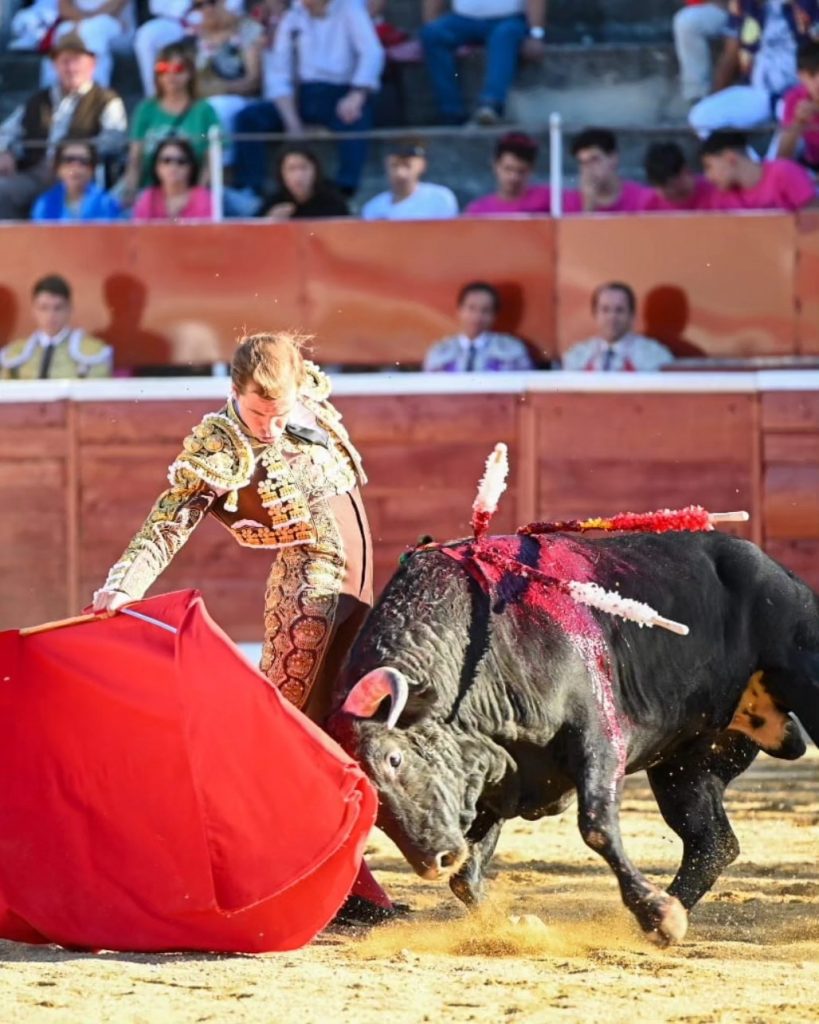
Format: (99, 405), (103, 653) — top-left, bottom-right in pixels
(449, 873), (484, 909)
(643, 895), (688, 947)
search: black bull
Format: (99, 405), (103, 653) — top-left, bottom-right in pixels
(327, 531), (819, 945)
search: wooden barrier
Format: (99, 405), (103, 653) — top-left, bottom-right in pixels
(0, 213), (815, 368)
(2, 375), (817, 641)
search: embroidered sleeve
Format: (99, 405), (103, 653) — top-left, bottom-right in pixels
(103, 466), (216, 599)
(103, 413), (256, 598)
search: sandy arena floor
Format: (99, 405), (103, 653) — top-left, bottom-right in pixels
(1, 748), (817, 1024)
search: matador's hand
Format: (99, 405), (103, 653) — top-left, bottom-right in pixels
(92, 588), (132, 614)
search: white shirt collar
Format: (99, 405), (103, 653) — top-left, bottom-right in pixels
(35, 326), (72, 349)
(457, 332), (489, 351)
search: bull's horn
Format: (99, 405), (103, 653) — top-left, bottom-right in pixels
(341, 667), (409, 729)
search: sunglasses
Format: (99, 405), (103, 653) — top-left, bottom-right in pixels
(155, 60), (188, 74)
(59, 154), (93, 166)
(158, 154), (191, 166)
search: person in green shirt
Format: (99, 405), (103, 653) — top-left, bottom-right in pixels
(118, 43), (219, 206)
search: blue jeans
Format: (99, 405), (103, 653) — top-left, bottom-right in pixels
(233, 83), (374, 194)
(420, 12), (528, 119)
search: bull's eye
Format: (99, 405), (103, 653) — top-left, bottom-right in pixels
(386, 750), (402, 770)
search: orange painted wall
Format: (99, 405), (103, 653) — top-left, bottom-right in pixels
(0, 213), (814, 369)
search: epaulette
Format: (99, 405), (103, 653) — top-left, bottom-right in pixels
(301, 360), (332, 402)
(168, 413), (255, 512)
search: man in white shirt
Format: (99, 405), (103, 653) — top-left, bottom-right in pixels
(233, 0), (384, 196)
(420, 0), (547, 125)
(423, 280), (536, 371)
(361, 140), (458, 220)
(561, 282), (674, 372)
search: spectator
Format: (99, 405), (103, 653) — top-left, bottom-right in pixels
(193, 0), (263, 154)
(778, 39), (819, 168)
(420, 0), (546, 125)
(132, 136), (213, 220)
(134, 0), (246, 97)
(562, 282), (673, 372)
(423, 281), (535, 371)
(673, 1), (729, 104)
(642, 140), (720, 211)
(0, 274), (113, 379)
(119, 44), (218, 207)
(32, 139), (122, 221)
(464, 131), (550, 215)
(0, 34), (127, 221)
(564, 128), (650, 214)
(43, 0), (135, 88)
(262, 145), (350, 219)
(689, 0), (819, 136)
(233, 0), (385, 198)
(701, 128), (819, 208)
(362, 140), (458, 220)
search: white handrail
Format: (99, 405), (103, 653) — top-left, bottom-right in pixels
(208, 124), (224, 224)
(549, 111), (563, 218)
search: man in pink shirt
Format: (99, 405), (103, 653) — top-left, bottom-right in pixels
(641, 140), (720, 211)
(777, 40), (819, 170)
(563, 128), (650, 214)
(464, 131), (550, 216)
(701, 130), (819, 211)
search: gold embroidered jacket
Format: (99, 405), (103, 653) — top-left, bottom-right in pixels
(104, 363), (366, 599)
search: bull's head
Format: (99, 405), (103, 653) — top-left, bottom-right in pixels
(334, 666), (504, 882)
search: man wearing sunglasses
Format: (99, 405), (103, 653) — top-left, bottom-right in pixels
(0, 33), (126, 220)
(134, 0), (245, 96)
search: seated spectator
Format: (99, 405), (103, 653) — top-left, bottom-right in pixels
(0, 34), (127, 220)
(464, 131), (550, 215)
(134, 0), (246, 98)
(562, 282), (673, 372)
(193, 0), (263, 157)
(423, 281), (535, 372)
(778, 39), (819, 169)
(233, 0), (385, 197)
(132, 137), (212, 221)
(119, 44), (218, 207)
(43, 0), (135, 88)
(32, 139), (121, 221)
(642, 140), (719, 211)
(701, 129), (819, 209)
(673, 1), (729, 105)
(263, 145), (349, 219)
(0, 274), (113, 379)
(420, 0), (546, 125)
(362, 140), (458, 220)
(563, 128), (649, 214)
(9, 1), (60, 52)
(689, 0), (819, 136)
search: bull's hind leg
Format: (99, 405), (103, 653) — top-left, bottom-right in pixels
(573, 746), (688, 945)
(647, 732), (758, 911)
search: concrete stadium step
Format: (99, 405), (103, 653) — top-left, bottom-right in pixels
(389, 0), (678, 41)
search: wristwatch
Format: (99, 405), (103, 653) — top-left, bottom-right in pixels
(529, 25), (545, 39)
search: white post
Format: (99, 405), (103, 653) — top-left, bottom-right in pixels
(208, 124), (224, 223)
(549, 111), (563, 219)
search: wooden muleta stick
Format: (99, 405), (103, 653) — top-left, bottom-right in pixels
(19, 613), (103, 636)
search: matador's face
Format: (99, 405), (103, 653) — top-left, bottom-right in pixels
(232, 384), (297, 445)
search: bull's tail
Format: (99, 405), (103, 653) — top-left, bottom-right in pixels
(765, 651), (819, 748)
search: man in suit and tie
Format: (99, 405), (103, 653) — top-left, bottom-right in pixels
(0, 274), (112, 379)
(561, 281), (674, 372)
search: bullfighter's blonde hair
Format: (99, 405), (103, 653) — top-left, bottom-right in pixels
(231, 331), (310, 400)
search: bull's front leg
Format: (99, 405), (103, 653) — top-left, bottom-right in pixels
(575, 750), (688, 946)
(449, 810), (503, 908)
